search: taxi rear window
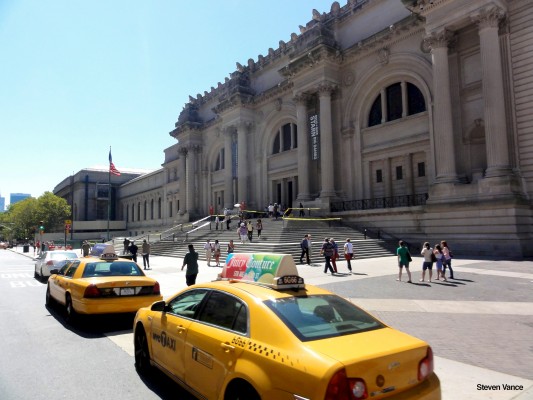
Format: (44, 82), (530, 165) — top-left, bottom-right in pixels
(82, 261), (142, 278)
(265, 295), (384, 341)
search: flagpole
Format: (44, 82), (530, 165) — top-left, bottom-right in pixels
(107, 147), (111, 241)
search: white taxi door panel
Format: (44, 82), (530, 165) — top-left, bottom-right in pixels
(183, 291), (247, 399)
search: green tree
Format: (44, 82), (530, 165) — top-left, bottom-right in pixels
(0, 192), (71, 239)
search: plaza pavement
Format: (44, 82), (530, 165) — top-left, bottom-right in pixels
(14, 246), (533, 399)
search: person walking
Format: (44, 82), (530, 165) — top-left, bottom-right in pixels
(225, 213), (231, 230)
(123, 238), (130, 254)
(299, 202), (305, 217)
(343, 238), (354, 273)
(128, 241), (138, 263)
(181, 244), (199, 286)
(227, 239), (235, 255)
(434, 244), (446, 281)
(213, 239), (221, 267)
(299, 234), (310, 265)
(396, 240), (412, 283)
(330, 238), (339, 273)
(256, 219), (263, 238)
(214, 215), (220, 230)
(142, 239), (151, 270)
(203, 239), (213, 266)
(420, 242), (433, 282)
(238, 223), (247, 244)
(81, 240), (91, 257)
(246, 220), (254, 242)
(320, 238), (335, 275)
(441, 240), (455, 279)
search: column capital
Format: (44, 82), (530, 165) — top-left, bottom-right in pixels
(293, 92), (310, 105)
(424, 29), (456, 50)
(471, 6), (505, 30)
(178, 147), (188, 156)
(317, 82), (337, 96)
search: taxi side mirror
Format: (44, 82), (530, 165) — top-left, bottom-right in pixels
(151, 300), (167, 312)
(49, 269), (60, 275)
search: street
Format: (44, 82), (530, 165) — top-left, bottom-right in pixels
(1, 248), (532, 399)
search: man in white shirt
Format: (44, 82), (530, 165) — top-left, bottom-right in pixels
(344, 238), (354, 273)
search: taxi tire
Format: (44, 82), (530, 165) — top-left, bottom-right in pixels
(134, 328), (152, 375)
(45, 285), (53, 307)
(65, 294), (77, 324)
(224, 380), (260, 400)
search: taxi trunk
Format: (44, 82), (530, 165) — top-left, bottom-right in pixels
(306, 327), (440, 399)
(74, 277), (162, 314)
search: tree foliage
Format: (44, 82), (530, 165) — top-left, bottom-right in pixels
(0, 192), (71, 240)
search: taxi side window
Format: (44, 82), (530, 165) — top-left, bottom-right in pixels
(65, 261), (80, 278)
(198, 291), (248, 334)
(167, 289), (208, 319)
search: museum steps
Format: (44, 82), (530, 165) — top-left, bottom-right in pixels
(130, 218), (396, 263)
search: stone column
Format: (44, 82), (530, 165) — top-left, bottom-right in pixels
(473, 7), (511, 177)
(186, 146), (199, 215)
(425, 30), (459, 183)
(384, 157), (392, 198)
(295, 93), (311, 200)
(318, 83), (336, 197)
(401, 81), (408, 118)
(223, 128), (234, 209)
(178, 147), (187, 215)
(237, 121), (249, 205)
(405, 153), (414, 198)
(380, 88), (387, 123)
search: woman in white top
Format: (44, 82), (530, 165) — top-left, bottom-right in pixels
(343, 238), (354, 273)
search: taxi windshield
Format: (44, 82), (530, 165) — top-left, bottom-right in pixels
(265, 295), (384, 341)
(82, 261), (143, 278)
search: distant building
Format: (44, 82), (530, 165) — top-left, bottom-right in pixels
(10, 193), (30, 205)
(0, 195), (5, 212)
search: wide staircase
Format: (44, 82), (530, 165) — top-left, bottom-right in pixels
(120, 218), (397, 263)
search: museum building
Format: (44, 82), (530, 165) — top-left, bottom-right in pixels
(55, 0), (533, 257)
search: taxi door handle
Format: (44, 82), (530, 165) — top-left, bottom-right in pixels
(220, 343), (235, 352)
(176, 326), (187, 333)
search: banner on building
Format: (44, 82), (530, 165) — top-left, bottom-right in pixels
(309, 114), (320, 160)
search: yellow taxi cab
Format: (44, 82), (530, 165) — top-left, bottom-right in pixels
(46, 244), (163, 322)
(133, 253), (440, 400)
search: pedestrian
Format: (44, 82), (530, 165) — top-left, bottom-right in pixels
(343, 238), (354, 273)
(181, 244), (199, 286)
(299, 202), (305, 217)
(213, 239), (221, 267)
(227, 239), (235, 255)
(320, 238), (335, 275)
(215, 215), (220, 230)
(246, 220), (254, 242)
(299, 234), (310, 265)
(273, 203), (279, 220)
(238, 223), (247, 244)
(81, 240), (91, 257)
(128, 241), (138, 263)
(434, 244), (446, 281)
(256, 219), (263, 238)
(396, 240), (412, 283)
(330, 238), (339, 273)
(268, 203), (274, 217)
(203, 239), (213, 266)
(142, 239), (151, 270)
(226, 213), (231, 230)
(441, 240), (455, 279)
(420, 242), (433, 282)
(123, 237), (130, 254)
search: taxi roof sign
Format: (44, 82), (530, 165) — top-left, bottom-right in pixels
(220, 253), (305, 290)
(89, 243), (118, 260)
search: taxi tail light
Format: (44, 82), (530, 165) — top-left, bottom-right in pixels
(46, 260), (54, 266)
(418, 346), (434, 381)
(84, 284), (101, 298)
(152, 281), (160, 295)
(325, 369), (368, 400)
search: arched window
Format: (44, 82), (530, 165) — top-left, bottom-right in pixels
(158, 198), (162, 219)
(144, 201), (147, 220)
(131, 204), (135, 222)
(137, 202), (141, 221)
(368, 81), (426, 127)
(272, 122), (297, 154)
(150, 199), (154, 219)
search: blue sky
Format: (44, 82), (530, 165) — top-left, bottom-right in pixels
(0, 0), (335, 206)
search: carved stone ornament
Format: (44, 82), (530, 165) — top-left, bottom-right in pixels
(471, 6), (505, 30)
(343, 71), (355, 87)
(378, 47), (390, 65)
(423, 29), (456, 51)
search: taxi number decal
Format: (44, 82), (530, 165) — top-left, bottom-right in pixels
(192, 347), (213, 369)
(152, 331), (176, 351)
(231, 336), (248, 348)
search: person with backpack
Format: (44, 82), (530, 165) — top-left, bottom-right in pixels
(320, 238), (336, 275)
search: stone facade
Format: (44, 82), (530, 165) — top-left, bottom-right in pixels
(55, 0), (533, 256)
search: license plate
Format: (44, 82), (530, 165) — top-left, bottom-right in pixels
(121, 287), (135, 296)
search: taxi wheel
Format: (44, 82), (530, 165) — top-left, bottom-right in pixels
(224, 380), (260, 400)
(45, 285), (53, 307)
(134, 327), (152, 375)
(65, 294), (77, 324)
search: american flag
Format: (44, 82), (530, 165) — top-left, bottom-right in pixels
(109, 149), (121, 176)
